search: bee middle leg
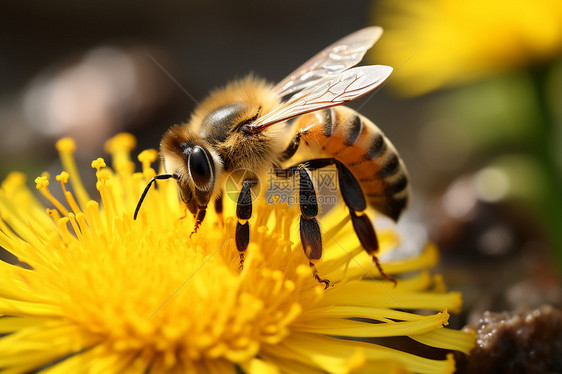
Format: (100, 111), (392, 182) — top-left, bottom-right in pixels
(275, 164), (330, 288)
(235, 178), (258, 269)
(279, 132), (302, 162)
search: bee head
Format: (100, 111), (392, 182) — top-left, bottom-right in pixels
(159, 125), (224, 213)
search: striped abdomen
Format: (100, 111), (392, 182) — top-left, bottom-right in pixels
(291, 106), (409, 221)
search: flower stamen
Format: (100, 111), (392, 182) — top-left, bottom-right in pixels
(56, 137), (91, 209)
(34, 176), (70, 217)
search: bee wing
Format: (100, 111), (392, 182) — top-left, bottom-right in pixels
(273, 27), (383, 99)
(248, 65), (392, 132)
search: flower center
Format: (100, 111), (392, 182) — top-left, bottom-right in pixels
(32, 162), (321, 365)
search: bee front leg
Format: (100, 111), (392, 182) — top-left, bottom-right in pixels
(214, 193), (224, 226)
(236, 179), (257, 269)
(190, 207), (207, 237)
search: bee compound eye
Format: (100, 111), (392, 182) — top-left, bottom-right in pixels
(188, 146), (213, 190)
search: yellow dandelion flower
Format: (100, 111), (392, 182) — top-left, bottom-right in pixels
(0, 134), (474, 373)
(371, 0), (562, 95)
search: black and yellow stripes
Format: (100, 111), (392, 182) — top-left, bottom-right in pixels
(289, 106), (410, 221)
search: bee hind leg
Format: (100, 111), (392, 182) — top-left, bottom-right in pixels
(349, 210), (396, 286)
(235, 179), (258, 269)
(332, 159), (397, 285)
(284, 158), (396, 285)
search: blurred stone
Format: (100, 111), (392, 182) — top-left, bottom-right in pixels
(456, 305), (562, 373)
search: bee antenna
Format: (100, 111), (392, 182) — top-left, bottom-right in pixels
(134, 174), (175, 220)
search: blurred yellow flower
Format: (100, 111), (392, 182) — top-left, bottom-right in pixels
(0, 134), (473, 373)
(372, 0), (562, 95)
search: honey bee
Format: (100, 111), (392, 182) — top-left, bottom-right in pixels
(135, 27), (409, 285)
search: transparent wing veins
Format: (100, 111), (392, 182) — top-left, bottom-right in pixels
(249, 65), (392, 131)
(273, 26), (383, 99)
